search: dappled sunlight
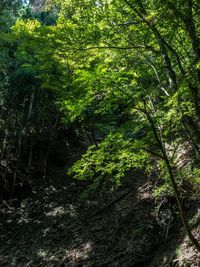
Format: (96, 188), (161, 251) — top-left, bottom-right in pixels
(44, 204), (78, 218)
(45, 206), (66, 217)
(1, 0), (200, 265)
(68, 204), (78, 218)
(65, 241), (94, 264)
(0, 171), (159, 266)
(17, 218), (32, 224)
(37, 249), (48, 258)
(44, 185), (59, 194)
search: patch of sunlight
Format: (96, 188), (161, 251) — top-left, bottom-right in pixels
(62, 186), (69, 190)
(66, 241), (93, 262)
(45, 206), (66, 217)
(17, 218), (31, 224)
(37, 249), (48, 258)
(68, 204), (77, 218)
(44, 204), (78, 218)
(45, 202), (54, 209)
(35, 220), (42, 224)
(44, 186), (58, 193)
(42, 227), (50, 236)
(6, 219), (13, 223)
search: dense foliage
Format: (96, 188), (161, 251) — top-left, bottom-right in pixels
(0, 0), (200, 250)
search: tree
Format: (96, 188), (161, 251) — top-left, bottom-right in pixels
(1, 0), (199, 250)
(45, 0), (200, 251)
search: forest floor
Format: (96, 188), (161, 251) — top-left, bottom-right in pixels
(0, 148), (199, 267)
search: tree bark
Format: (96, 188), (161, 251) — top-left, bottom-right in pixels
(142, 98), (200, 252)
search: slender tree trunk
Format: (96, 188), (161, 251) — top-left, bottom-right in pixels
(181, 121), (200, 159)
(13, 97), (26, 195)
(41, 118), (58, 186)
(142, 99), (200, 252)
(1, 128), (8, 161)
(164, 157), (200, 252)
(189, 84), (200, 121)
(0, 114), (9, 161)
(123, 0), (178, 91)
(27, 91), (35, 121)
(28, 136), (33, 169)
(184, 3), (200, 61)
(13, 131), (23, 194)
(42, 139), (51, 186)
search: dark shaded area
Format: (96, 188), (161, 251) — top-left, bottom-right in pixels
(0, 146), (162, 267)
(0, 137), (199, 267)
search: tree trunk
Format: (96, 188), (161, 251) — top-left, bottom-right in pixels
(142, 99), (200, 252)
(27, 91), (35, 121)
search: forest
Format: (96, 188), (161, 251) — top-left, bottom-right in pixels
(0, 0), (200, 266)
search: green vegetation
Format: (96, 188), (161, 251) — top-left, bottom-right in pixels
(0, 0), (200, 256)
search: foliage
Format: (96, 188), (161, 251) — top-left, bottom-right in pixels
(1, 0), (200, 249)
(69, 132), (149, 184)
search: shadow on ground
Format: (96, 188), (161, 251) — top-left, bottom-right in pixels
(1, 164), (195, 267)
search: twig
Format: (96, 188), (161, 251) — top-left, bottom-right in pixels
(88, 190), (131, 219)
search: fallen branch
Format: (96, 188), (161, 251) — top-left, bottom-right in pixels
(88, 190), (131, 219)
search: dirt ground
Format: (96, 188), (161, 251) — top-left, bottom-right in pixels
(0, 163), (199, 267)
